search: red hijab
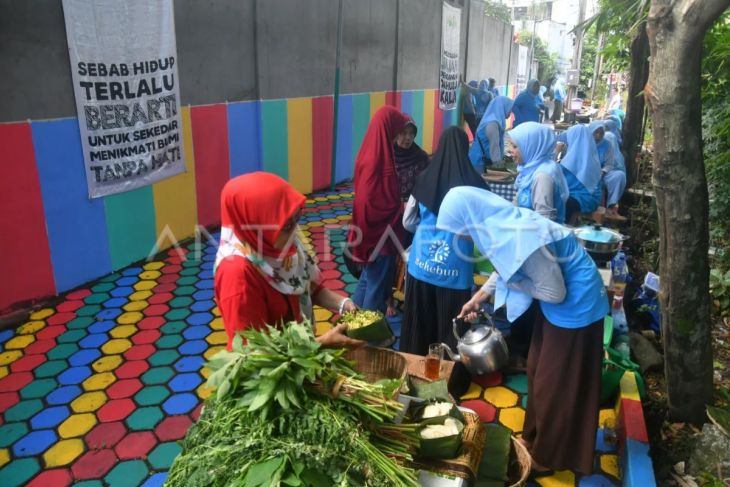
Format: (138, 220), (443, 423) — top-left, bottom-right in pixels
(347, 106), (409, 262)
(220, 172), (306, 258)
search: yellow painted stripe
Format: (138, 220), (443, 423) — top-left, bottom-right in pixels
(369, 91), (386, 119)
(422, 89), (435, 153)
(152, 106), (198, 251)
(287, 98), (313, 194)
(619, 371), (642, 402)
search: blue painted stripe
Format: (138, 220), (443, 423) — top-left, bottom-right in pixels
(227, 101), (262, 177)
(335, 94), (353, 182)
(400, 91), (414, 118)
(622, 439), (656, 487)
(31, 119), (113, 292)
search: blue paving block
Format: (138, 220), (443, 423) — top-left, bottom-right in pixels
(57, 365), (92, 385)
(13, 429), (58, 456)
(174, 356), (204, 373)
(596, 428), (618, 453)
(88, 319), (117, 333)
(122, 266), (144, 276)
(200, 262), (214, 271)
(622, 438), (656, 487)
(580, 474), (617, 486)
(96, 308), (123, 321)
(142, 472), (168, 487)
(201, 253), (216, 263)
(30, 405), (70, 429)
(187, 312), (213, 326)
(110, 286), (135, 298)
(47, 385), (83, 405)
(198, 269), (214, 279)
(69, 348), (102, 367)
(178, 340), (208, 356)
(79, 333), (109, 349)
(168, 373), (203, 392)
(193, 290), (215, 301)
(103, 297), (129, 309)
(162, 393), (198, 415)
(190, 300), (215, 312)
(115, 276), (139, 286)
(182, 327), (209, 340)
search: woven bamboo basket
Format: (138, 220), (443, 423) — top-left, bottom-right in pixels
(344, 346), (408, 384)
(507, 436), (532, 487)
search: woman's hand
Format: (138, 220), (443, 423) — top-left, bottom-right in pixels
(315, 323), (365, 349)
(458, 299), (481, 322)
(340, 298), (357, 314)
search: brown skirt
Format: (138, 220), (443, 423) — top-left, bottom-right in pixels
(522, 310), (603, 474)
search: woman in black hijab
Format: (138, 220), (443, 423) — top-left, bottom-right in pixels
(393, 119), (430, 201)
(399, 126), (488, 354)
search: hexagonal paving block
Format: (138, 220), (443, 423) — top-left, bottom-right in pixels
(86, 421), (127, 449)
(203, 347), (225, 361)
(168, 373), (203, 393)
(504, 374), (528, 394)
(47, 385), (83, 406)
(30, 405), (70, 429)
(139, 367), (174, 386)
(79, 334), (109, 349)
(4, 334), (36, 350)
(96, 308), (123, 321)
(69, 349), (103, 367)
(97, 398), (136, 423)
(114, 431), (157, 460)
(173, 286), (196, 297)
(174, 356), (204, 373)
(92, 355), (123, 373)
(143, 305), (168, 317)
(13, 429), (58, 456)
(109, 325), (137, 339)
(9, 354), (46, 373)
(0, 422), (28, 448)
(178, 340), (208, 356)
(71, 391), (108, 413)
(209, 317), (224, 330)
(168, 296), (193, 309)
(86, 292), (112, 305)
(47, 343), (80, 361)
(162, 393), (198, 415)
(148, 441), (183, 470)
(58, 412), (98, 438)
(190, 300), (215, 313)
(129, 290), (153, 302)
(160, 321), (186, 334)
(165, 309), (191, 321)
(155, 335), (183, 349)
(101, 338), (132, 355)
(104, 459), (149, 487)
(154, 415), (192, 442)
(57, 366), (92, 386)
(192, 289), (214, 301)
(138, 317), (165, 330)
(88, 319), (117, 334)
(106, 378), (144, 399)
(82, 372), (117, 391)
(148, 292), (173, 304)
(125, 406), (164, 430)
(0, 458), (41, 486)
(46, 312), (76, 326)
(4, 398), (44, 422)
(483, 386), (519, 408)
(134, 386), (170, 406)
(32, 360), (68, 380)
(182, 327), (208, 340)
(15, 320), (45, 335)
(116, 276), (140, 287)
(57, 300), (85, 313)
(148, 350), (180, 367)
(72, 449), (117, 480)
(122, 301), (147, 312)
(43, 438), (85, 467)
(124, 344), (156, 361)
(91, 282), (115, 293)
(29, 308), (55, 320)
(20, 378), (59, 399)
(76, 304), (102, 317)
(498, 407), (526, 433)
(131, 330), (160, 345)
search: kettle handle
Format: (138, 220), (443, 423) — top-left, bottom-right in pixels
(452, 310), (496, 341)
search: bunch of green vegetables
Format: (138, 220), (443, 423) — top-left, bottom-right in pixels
(166, 322), (420, 487)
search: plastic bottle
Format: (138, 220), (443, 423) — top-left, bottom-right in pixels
(611, 295), (629, 334)
(611, 251), (629, 297)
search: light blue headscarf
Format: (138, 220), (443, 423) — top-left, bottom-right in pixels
(436, 186), (572, 321)
(510, 121), (569, 204)
(603, 132), (626, 173)
(589, 121), (610, 167)
(560, 125), (602, 192)
(477, 96), (513, 134)
(608, 108), (625, 124)
(604, 118), (622, 146)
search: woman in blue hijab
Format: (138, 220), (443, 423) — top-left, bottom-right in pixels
(474, 79), (493, 123)
(436, 186), (608, 474)
(560, 125), (603, 223)
(508, 122), (569, 223)
(511, 79), (542, 127)
(590, 121), (627, 220)
(604, 117), (623, 147)
(468, 96), (514, 173)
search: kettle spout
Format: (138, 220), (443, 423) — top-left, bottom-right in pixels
(440, 343), (460, 363)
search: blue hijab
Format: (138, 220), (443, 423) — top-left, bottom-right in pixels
(475, 80), (492, 116)
(436, 186), (572, 320)
(469, 96), (514, 167)
(604, 118), (622, 147)
(604, 132), (626, 173)
(608, 108), (625, 124)
(561, 125), (602, 192)
(510, 122), (569, 204)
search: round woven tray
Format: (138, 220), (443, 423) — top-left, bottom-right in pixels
(344, 346), (408, 384)
(508, 436), (532, 487)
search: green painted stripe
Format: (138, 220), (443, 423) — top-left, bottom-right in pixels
(104, 186), (157, 270)
(261, 100), (289, 179)
(351, 93), (370, 168)
(411, 91), (425, 147)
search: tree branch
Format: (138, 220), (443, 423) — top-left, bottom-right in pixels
(678, 0), (730, 38)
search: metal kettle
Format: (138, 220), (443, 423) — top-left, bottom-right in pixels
(441, 311), (509, 375)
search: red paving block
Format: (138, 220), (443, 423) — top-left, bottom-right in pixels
(114, 431), (157, 459)
(0, 371), (34, 392)
(47, 312), (76, 326)
(191, 403), (203, 421)
(114, 360), (150, 379)
(321, 280), (345, 291)
(320, 270), (342, 280)
(10, 354), (46, 372)
(0, 391), (20, 412)
(472, 372), (504, 388)
(156, 274), (180, 284)
(620, 398), (649, 443)
(148, 291), (174, 302)
(137, 317), (165, 330)
(86, 421), (128, 448)
(66, 289), (92, 300)
(97, 398), (136, 422)
(57, 300), (85, 313)
(72, 449), (118, 480)
(131, 330), (161, 345)
(143, 305), (169, 317)
(460, 399), (497, 422)
(107, 379), (143, 399)
(36, 326), (66, 340)
(24, 338), (57, 355)
(161, 265), (182, 274)
(123, 344), (156, 361)
(318, 261), (338, 271)
(155, 415), (193, 441)
(153, 283), (177, 293)
(27, 468), (73, 487)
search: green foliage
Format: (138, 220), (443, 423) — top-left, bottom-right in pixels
(710, 268), (730, 314)
(579, 24), (599, 95)
(483, 0), (511, 24)
(517, 30), (560, 84)
(582, 0), (650, 71)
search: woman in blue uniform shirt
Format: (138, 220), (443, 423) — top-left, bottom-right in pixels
(560, 124), (603, 223)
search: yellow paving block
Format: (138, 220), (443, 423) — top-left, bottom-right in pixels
(197, 383), (213, 400)
(101, 338), (132, 355)
(71, 391), (108, 413)
(133, 280), (158, 291)
(143, 261), (165, 271)
(117, 311), (144, 324)
(29, 308), (54, 320)
(110, 325), (137, 339)
(209, 317), (224, 330)
(205, 331), (227, 345)
(314, 307), (333, 322)
(128, 290), (153, 302)
(0, 448), (9, 468)
(204, 346), (225, 360)
(315, 322), (333, 336)
(314, 197), (328, 202)
(600, 454), (620, 479)
(92, 355), (123, 373)
(82, 372), (116, 391)
(139, 270), (161, 280)
(498, 407), (525, 433)
(484, 386), (519, 408)
(307, 221), (324, 227)
(0, 366), (7, 380)
(58, 413), (97, 438)
(536, 470), (575, 487)
(212, 307), (221, 318)
(200, 367), (211, 379)
(306, 199), (316, 204)
(123, 301), (148, 312)
(44, 439), (84, 467)
(0, 350), (22, 366)
(338, 215), (352, 221)
(339, 192), (353, 198)
(322, 218), (339, 224)
(460, 382), (483, 400)
(17, 320), (45, 334)
(599, 408), (616, 430)
(619, 371), (641, 401)
(4, 334), (35, 350)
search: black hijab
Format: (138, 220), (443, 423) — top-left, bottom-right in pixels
(411, 126), (488, 215)
(393, 121), (430, 201)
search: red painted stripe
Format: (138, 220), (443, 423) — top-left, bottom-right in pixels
(432, 90), (444, 150)
(311, 96), (333, 191)
(385, 91), (398, 107)
(620, 398), (649, 443)
(0, 123), (56, 312)
(191, 105), (231, 227)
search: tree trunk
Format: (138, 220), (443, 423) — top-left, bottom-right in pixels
(623, 22), (650, 188)
(645, 0), (729, 423)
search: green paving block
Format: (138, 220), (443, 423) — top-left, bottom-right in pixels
(341, 273), (358, 284)
(148, 441), (183, 470)
(165, 309), (191, 321)
(173, 286), (196, 297)
(182, 258), (202, 268)
(91, 282), (115, 292)
(57, 329), (87, 343)
(0, 458), (40, 487)
(344, 283), (358, 294)
(168, 297), (193, 309)
(179, 267), (201, 277)
(6, 399), (44, 421)
(34, 359), (69, 378)
(478, 424), (511, 484)
(504, 374), (528, 394)
(66, 316), (95, 329)
(141, 366), (175, 385)
(176, 276), (199, 286)
(47, 343), (79, 360)
(148, 350), (180, 367)
(99, 273), (122, 283)
(155, 335), (183, 349)
(160, 321), (186, 334)
(104, 460), (149, 487)
(0, 422), (29, 447)
(134, 386), (170, 406)
(76, 304), (102, 317)
(84, 293), (110, 305)
(20, 378), (58, 399)
(125, 406), (164, 430)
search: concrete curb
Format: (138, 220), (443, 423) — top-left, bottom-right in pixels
(616, 371), (656, 487)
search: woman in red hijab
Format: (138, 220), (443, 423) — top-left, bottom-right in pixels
(214, 172), (362, 350)
(347, 106), (410, 313)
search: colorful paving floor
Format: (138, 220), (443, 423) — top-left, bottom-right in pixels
(0, 184), (620, 486)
